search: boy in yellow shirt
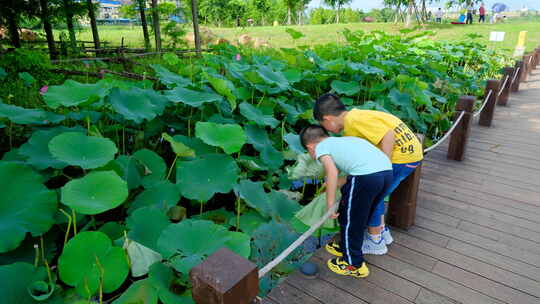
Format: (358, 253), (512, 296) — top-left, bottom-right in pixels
(314, 93), (423, 255)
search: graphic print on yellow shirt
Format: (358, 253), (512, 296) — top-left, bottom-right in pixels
(343, 109), (423, 164)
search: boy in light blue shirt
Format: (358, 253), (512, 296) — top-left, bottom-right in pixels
(300, 125), (392, 278)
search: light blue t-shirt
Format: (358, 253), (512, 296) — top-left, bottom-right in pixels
(315, 136), (392, 176)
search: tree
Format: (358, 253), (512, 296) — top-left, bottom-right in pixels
(323, 0), (352, 23)
(151, 0), (162, 51)
(283, 0), (299, 24)
(39, 0), (58, 59)
(86, 0), (100, 50)
(0, 0), (37, 48)
(62, 0), (78, 52)
(251, 0), (271, 25)
(137, 0), (151, 49)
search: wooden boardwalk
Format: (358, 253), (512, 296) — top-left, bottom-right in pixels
(265, 70), (540, 304)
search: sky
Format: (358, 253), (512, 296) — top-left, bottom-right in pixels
(308, 0), (540, 11)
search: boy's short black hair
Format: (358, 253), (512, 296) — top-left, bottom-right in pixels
(313, 93), (346, 121)
(299, 125), (329, 149)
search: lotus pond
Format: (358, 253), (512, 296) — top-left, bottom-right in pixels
(0, 29), (509, 303)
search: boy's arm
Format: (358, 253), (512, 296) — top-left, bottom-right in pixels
(379, 129), (395, 160)
(319, 155), (339, 218)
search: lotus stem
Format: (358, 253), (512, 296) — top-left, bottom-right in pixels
(281, 120), (285, 151)
(40, 236), (45, 264)
(122, 127), (126, 154)
(302, 179), (307, 196)
(59, 209), (72, 246)
(95, 255), (104, 304)
(33, 244), (39, 268)
(166, 156), (178, 180)
(200, 201), (203, 215)
(188, 108), (194, 137)
(72, 209), (77, 235)
(235, 196), (241, 232)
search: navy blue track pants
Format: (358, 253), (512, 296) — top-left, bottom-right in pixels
(338, 170), (392, 266)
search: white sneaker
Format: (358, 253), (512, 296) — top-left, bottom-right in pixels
(382, 227), (393, 245)
(362, 234), (388, 255)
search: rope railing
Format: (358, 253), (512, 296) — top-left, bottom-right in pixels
(512, 67), (521, 84)
(424, 111), (466, 153)
(258, 203), (339, 278)
(473, 89), (493, 118)
(497, 75), (510, 98)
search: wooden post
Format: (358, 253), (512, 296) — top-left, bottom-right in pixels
(447, 96), (475, 161)
(387, 134), (424, 230)
(479, 80), (500, 127)
(534, 47), (540, 69)
(521, 55), (531, 82)
(497, 67), (513, 106)
(511, 61), (523, 92)
(190, 248), (259, 304)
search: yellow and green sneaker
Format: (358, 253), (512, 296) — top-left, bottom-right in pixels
(325, 241), (343, 257)
(327, 257), (369, 278)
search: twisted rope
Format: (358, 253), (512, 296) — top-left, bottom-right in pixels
(424, 111), (466, 153)
(497, 75), (510, 97)
(258, 203), (339, 278)
(473, 90), (493, 118)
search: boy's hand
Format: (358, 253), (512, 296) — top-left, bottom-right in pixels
(331, 212), (340, 219)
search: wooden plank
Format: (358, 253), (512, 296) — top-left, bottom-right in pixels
(415, 216), (540, 267)
(266, 282), (322, 304)
(446, 239), (540, 283)
(432, 261), (540, 304)
(393, 230), (540, 297)
(457, 221), (540, 254)
(387, 243), (437, 271)
(311, 255), (415, 304)
(416, 195), (540, 235)
(315, 250), (422, 301)
(364, 254), (505, 304)
(399, 226), (450, 247)
(260, 297), (278, 304)
(285, 272), (368, 304)
(415, 289), (459, 304)
(415, 207), (460, 228)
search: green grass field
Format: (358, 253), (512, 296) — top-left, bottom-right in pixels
(76, 21), (540, 56)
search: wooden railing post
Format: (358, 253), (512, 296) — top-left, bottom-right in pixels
(497, 67), (513, 106)
(511, 61), (524, 92)
(533, 48), (539, 69)
(190, 248), (259, 304)
(387, 134), (424, 230)
(521, 55), (531, 82)
(447, 96), (475, 161)
(479, 80), (500, 127)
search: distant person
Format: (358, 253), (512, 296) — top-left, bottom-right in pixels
(435, 8), (443, 23)
(479, 4), (486, 23)
(466, 4), (474, 24)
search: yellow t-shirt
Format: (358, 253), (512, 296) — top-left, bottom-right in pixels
(343, 109), (423, 164)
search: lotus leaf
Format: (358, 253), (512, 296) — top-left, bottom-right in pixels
(245, 124), (283, 169)
(43, 80), (108, 109)
(133, 149), (167, 188)
(49, 132), (118, 169)
(18, 72), (35, 87)
(151, 64), (191, 88)
(19, 127), (84, 170)
(0, 102), (64, 125)
(165, 87), (222, 107)
(162, 133), (195, 157)
(251, 221), (307, 274)
(176, 154), (239, 202)
(0, 263), (48, 304)
(206, 73), (237, 110)
(287, 153), (324, 180)
(228, 210), (268, 234)
(285, 28), (305, 40)
(148, 263), (194, 304)
(284, 133), (304, 154)
(127, 207), (170, 252)
(109, 87), (169, 124)
(192, 208), (234, 227)
(256, 65), (289, 91)
(331, 80), (361, 96)
(0, 162), (57, 253)
(99, 155), (143, 190)
(237, 180), (300, 222)
(239, 102), (279, 128)
(157, 219), (250, 273)
(98, 222), (125, 241)
(195, 122), (245, 154)
(128, 181), (180, 213)
(124, 240), (162, 277)
(58, 231), (129, 298)
(112, 279), (158, 304)
(173, 135), (214, 156)
(61, 171), (128, 215)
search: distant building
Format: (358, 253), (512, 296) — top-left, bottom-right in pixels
(97, 0), (122, 19)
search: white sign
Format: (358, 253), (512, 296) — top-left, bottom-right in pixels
(489, 32), (506, 42)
